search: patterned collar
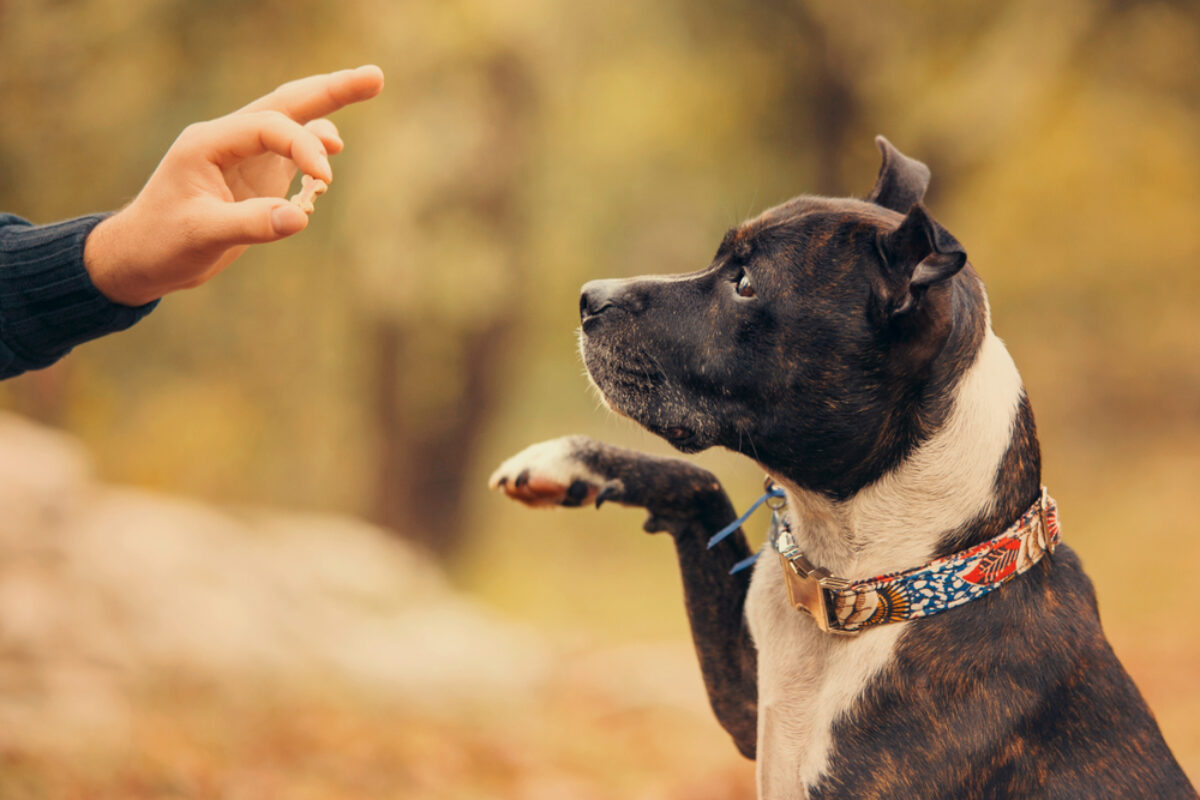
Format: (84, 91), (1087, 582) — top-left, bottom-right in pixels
(769, 488), (1060, 636)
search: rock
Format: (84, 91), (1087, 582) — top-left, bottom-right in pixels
(0, 413), (552, 748)
(0, 412), (93, 549)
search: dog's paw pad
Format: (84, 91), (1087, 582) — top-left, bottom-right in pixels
(488, 438), (618, 509)
(563, 480), (592, 506)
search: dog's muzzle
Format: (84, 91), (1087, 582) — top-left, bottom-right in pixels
(580, 278), (646, 328)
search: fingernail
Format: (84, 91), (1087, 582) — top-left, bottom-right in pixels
(318, 154), (333, 182)
(271, 204), (306, 236)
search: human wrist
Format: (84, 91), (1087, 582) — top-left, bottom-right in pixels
(82, 208), (161, 307)
(0, 213), (158, 371)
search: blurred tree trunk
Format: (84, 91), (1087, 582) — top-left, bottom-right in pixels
(776, 2), (862, 195)
(372, 318), (516, 559)
(367, 51), (534, 559)
(691, 0), (863, 194)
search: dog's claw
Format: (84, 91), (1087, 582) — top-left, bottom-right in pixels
(595, 484), (622, 509)
(489, 437), (619, 509)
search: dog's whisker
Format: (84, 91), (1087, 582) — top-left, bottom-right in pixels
(498, 135), (1192, 799)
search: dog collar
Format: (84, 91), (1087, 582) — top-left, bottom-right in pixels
(770, 488), (1060, 636)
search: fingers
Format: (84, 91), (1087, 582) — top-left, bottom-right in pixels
(184, 111), (333, 183)
(203, 196), (310, 249)
(239, 65), (385, 124)
(305, 118), (343, 154)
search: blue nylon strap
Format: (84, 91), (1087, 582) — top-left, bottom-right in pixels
(729, 550), (762, 574)
(706, 486), (784, 549)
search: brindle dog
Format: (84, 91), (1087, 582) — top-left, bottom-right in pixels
(490, 137), (1197, 799)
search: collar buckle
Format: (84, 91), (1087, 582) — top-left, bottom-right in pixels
(771, 519), (858, 636)
(778, 552), (858, 637)
(770, 488), (1061, 636)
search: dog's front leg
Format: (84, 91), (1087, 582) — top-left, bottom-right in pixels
(490, 435), (759, 759)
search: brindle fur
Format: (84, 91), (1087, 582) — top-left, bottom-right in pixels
(496, 138), (1197, 797)
(566, 438), (760, 756)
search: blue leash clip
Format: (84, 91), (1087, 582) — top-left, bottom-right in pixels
(707, 479), (786, 574)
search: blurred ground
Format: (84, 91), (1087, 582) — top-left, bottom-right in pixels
(0, 413), (754, 799)
(2, 412), (1199, 797)
(2, 1), (1200, 795)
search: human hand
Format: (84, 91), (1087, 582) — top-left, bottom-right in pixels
(83, 65), (385, 306)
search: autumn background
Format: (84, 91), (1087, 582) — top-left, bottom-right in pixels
(2, 0), (1199, 797)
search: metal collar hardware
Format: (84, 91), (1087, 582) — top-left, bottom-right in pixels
(771, 521), (857, 636)
(767, 485), (1061, 636)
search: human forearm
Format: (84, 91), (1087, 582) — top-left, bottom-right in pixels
(0, 213), (157, 378)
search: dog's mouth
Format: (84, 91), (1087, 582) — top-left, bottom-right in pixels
(662, 425), (696, 446)
(581, 342), (709, 451)
(651, 423), (706, 453)
(578, 303), (717, 453)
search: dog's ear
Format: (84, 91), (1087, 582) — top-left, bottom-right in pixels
(866, 136), (931, 214)
(876, 203), (966, 316)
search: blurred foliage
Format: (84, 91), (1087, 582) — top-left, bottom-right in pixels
(1, 0), (1197, 516)
(0, 679), (757, 799)
(4, 0), (1194, 517)
(3, 0), (1200, 787)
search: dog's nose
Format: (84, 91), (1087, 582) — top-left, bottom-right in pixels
(580, 279), (620, 322)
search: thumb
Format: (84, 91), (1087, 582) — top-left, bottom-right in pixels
(206, 197), (309, 247)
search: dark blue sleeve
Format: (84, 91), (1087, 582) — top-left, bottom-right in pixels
(0, 212), (159, 379)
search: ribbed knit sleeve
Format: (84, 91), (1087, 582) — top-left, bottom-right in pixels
(0, 213), (158, 379)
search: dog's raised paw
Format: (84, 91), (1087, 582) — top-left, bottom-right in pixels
(488, 437), (621, 508)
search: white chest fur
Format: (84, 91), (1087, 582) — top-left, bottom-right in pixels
(743, 327), (1025, 798)
(746, 561), (908, 798)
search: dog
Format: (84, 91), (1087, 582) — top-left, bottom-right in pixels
(489, 137), (1198, 798)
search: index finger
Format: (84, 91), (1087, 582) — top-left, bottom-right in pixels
(239, 65), (385, 124)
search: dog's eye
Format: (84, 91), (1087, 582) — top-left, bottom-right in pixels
(735, 270), (756, 298)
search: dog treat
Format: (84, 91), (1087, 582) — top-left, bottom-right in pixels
(289, 174), (328, 215)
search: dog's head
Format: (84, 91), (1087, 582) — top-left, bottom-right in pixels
(579, 137), (986, 499)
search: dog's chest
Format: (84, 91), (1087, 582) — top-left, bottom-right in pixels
(745, 554), (907, 799)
